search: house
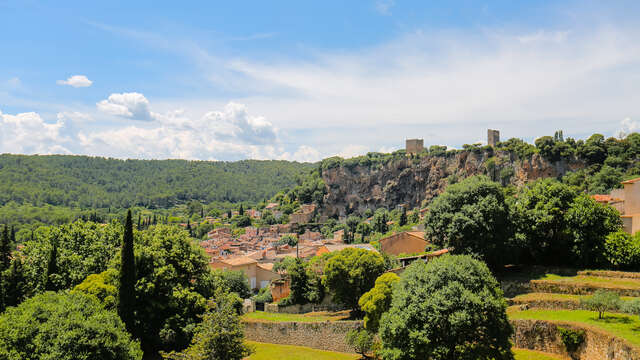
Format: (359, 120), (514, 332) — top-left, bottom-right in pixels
(209, 256), (280, 290)
(265, 202), (279, 210)
(596, 177), (640, 234)
(379, 231), (429, 256)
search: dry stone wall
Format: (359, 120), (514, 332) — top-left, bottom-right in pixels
(530, 280), (640, 296)
(243, 320), (363, 353)
(511, 319), (640, 360)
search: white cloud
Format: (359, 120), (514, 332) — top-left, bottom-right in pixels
(56, 75), (93, 88)
(203, 102), (277, 145)
(280, 145), (323, 163)
(617, 117), (639, 138)
(337, 144), (369, 158)
(0, 110), (71, 154)
(97, 92), (154, 121)
(374, 0), (395, 15)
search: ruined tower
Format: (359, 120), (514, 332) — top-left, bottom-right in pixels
(405, 139), (424, 155)
(487, 129), (500, 147)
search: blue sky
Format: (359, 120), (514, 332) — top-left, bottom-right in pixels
(1, 1), (640, 161)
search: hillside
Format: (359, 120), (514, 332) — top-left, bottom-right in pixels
(0, 154), (315, 209)
(315, 133), (640, 217)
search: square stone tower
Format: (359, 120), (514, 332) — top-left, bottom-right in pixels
(406, 139), (424, 155)
(488, 129), (500, 147)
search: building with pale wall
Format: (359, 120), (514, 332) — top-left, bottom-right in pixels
(209, 256), (280, 290)
(488, 129), (500, 147)
(595, 177), (640, 235)
(379, 231), (429, 256)
(405, 138), (424, 155)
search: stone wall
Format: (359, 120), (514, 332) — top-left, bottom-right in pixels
(243, 320), (362, 353)
(511, 319), (640, 360)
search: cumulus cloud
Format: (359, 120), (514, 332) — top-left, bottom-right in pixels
(0, 110), (71, 154)
(280, 145), (323, 163)
(617, 117), (640, 138)
(97, 92), (154, 121)
(337, 144), (369, 158)
(203, 102), (277, 145)
(56, 75), (93, 88)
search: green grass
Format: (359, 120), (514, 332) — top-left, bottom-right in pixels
(246, 341), (358, 360)
(535, 275), (640, 289)
(511, 293), (638, 303)
(513, 348), (565, 360)
(509, 309), (640, 347)
(242, 311), (350, 323)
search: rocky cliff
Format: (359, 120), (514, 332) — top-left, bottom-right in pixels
(320, 150), (584, 218)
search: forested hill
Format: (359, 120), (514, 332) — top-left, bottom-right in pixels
(0, 154), (316, 209)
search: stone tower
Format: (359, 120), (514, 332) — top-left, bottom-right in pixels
(406, 139), (424, 155)
(487, 129), (500, 147)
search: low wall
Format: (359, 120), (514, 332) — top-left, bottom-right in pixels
(243, 320), (362, 353)
(509, 298), (581, 310)
(578, 270), (640, 280)
(511, 319), (640, 360)
(530, 281), (640, 297)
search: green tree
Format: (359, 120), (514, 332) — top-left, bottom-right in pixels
(372, 209), (389, 234)
(322, 248), (385, 313)
(73, 269), (118, 309)
(281, 258), (310, 306)
(425, 175), (512, 268)
(358, 272), (399, 332)
(0, 291), (142, 360)
(510, 179), (577, 265)
(1, 258), (27, 310)
(379, 255), (513, 360)
(580, 289), (621, 319)
(279, 234), (299, 258)
(119, 209), (136, 333)
(44, 236), (59, 291)
(565, 194), (622, 267)
(604, 231), (640, 270)
(163, 291), (253, 360)
(210, 269), (252, 299)
(238, 204), (244, 216)
(398, 207), (407, 227)
(0, 225), (10, 271)
(345, 216), (360, 243)
(345, 328), (374, 359)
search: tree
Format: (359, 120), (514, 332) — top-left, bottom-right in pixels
(119, 209), (136, 333)
(127, 224), (214, 354)
(162, 291), (253, 360)
(372, 209), (389, 234)
(358, 272), (399, 332)
(0, 225), (10, 271)
(604, 231), (640, 270)
(44, 236), (59, 291)
(322, 248), (386, 313)
(425, 175), (512, 268)
(73, 269), (118, 309)
(580, 289), (621, 319)
(398, 207), (407, 227)
(238, 204), (244, 216)
(379, 255), (514, 360)
(565, 194), (622, 267)
(281, 258), (310, 306)
(345, 216), (360, 243)
(356, 222), (372, 240)
(279, 234), (299, 258)
(0, 291), (142, 360)
(510, 179), (577, 265)
(1, 257), (27, 310)
(345, 328), (374, 359)
(210, 269), (251, 299)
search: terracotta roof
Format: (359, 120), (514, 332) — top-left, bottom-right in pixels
(224, 256), (258, 266)
(406, 231), (426, 239)
(257, 263), (275, 271)
(591, 194), (612, 202)
(622, 177), (640, 184)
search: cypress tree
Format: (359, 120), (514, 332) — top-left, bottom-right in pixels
(137, 214), (141, 230)
(239, 204), (244, 216)
(1, 225), (11, 271)
(399, 207), (407, 227)
(5, 257), (26, 307)
(45, 237), (59, 291)
(118, 209), (136, 333)
(10, 226), (15, 246)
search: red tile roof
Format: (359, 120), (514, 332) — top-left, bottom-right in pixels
(622, 177), (640, 184)
(591, 194), (612, 202)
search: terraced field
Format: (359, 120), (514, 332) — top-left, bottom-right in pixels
(242, 310), (350, 323)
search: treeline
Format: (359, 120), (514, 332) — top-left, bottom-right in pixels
(0, 154), (315, 208)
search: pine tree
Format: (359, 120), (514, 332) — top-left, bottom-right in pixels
(45, 237), (59, 291)
(118, 209), (136, 333)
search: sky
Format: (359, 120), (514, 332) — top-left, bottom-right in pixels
(1, 0), (640, 162)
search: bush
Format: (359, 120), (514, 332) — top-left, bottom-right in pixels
(604, 231), (640, 269)
(359, 272), (399, 332)
(0, 291), (142, 360)
(345, 328), (374, 358)
(557, 327), (585, 353)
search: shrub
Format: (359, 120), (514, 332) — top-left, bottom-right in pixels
(359, 272), (399, 332)
(557, 327), (585, 353)
(345, 328), (374, 358)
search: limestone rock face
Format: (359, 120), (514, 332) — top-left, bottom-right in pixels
(320, 150), (584, 218)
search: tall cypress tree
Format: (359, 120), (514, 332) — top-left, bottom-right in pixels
(239, 204), (244, 216)
(118, 209), (136, 333)
(5, 257), (26, 307)
(0, 225), (10, 271)
(45, 237), (59, 291)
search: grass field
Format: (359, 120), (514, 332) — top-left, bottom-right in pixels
(511, 292), (637, 303)
(508, 309), (640, 347)
(245, 341), (563, 360)
(535, 274), (640, 289)
(245, 341), (358, 360)
(513, 348), (565, 360)
(242, 310), (351, 323)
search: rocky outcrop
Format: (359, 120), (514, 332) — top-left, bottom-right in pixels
(320, 150), (584, 217)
